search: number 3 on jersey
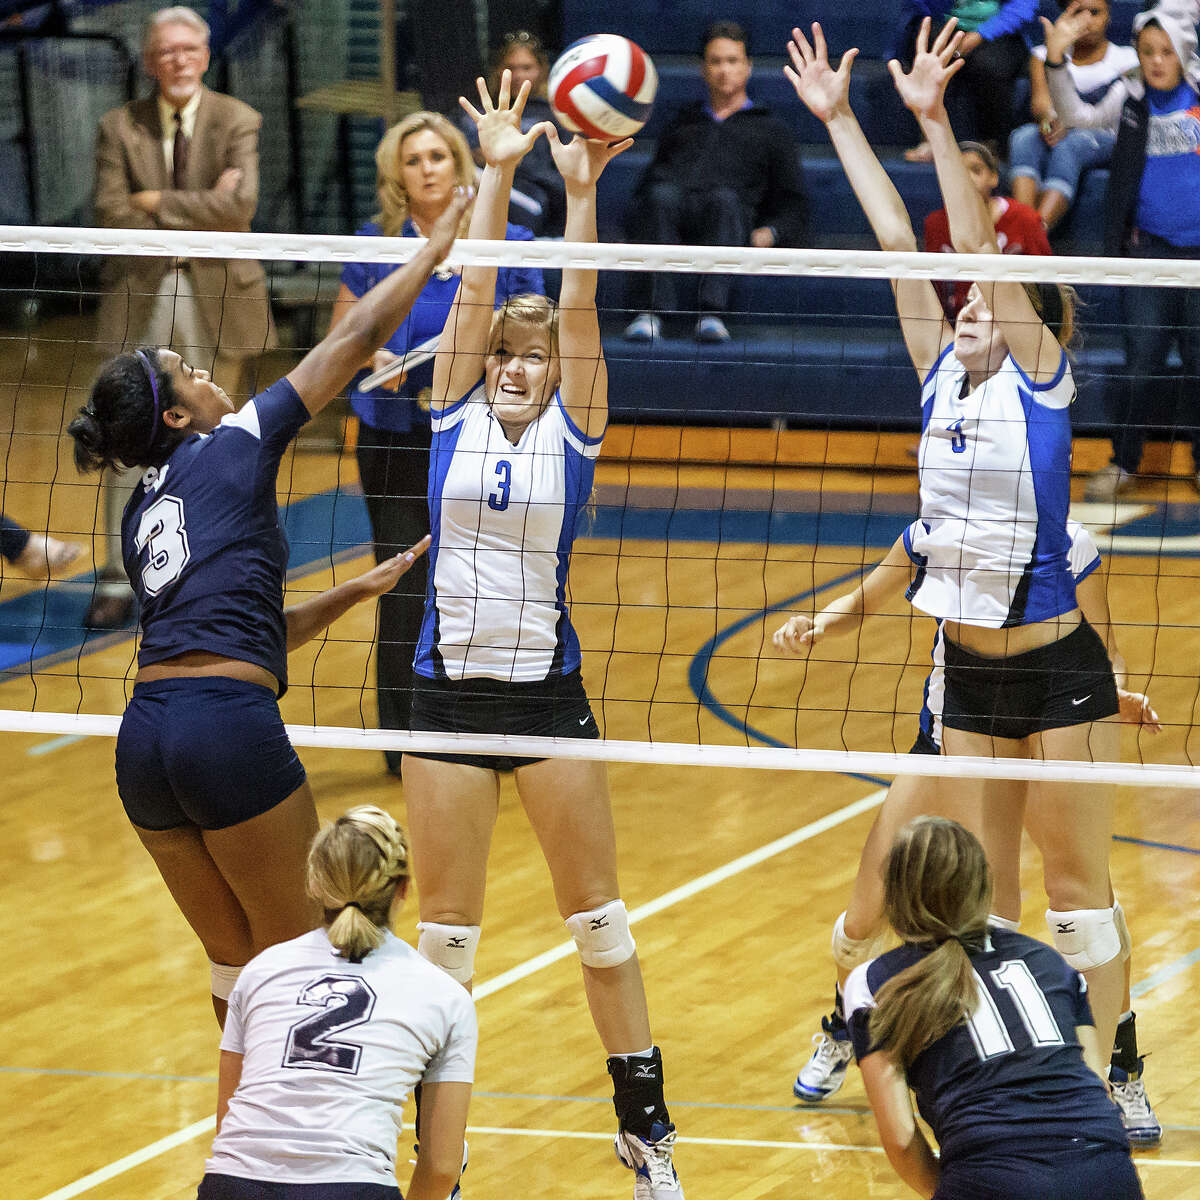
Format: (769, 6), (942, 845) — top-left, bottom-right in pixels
(488, 459), (512, 512)
(135, 494), (191, 595)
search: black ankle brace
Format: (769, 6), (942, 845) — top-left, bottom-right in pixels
(607, 1046), (673, 1139)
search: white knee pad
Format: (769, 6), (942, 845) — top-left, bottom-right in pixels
(1046, 906), (1122, 972)
(1113, 899), (1132, 963)
(417, 922), (481, 985)
(210, 960), (243, 1002)
(566, 899), (636, 968)
(831, 911), (886, 972)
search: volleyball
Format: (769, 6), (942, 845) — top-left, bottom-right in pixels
(548, 34), (658, 141)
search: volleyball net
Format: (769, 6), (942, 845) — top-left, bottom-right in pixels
(1, 226), (1199, 788)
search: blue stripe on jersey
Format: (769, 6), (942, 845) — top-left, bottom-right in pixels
(416, 418), (468, 681)
(552, 436), (587, 677)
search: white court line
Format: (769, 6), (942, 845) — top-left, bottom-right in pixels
(33, 789), (887, 1200)
(26, 733), (85, 757)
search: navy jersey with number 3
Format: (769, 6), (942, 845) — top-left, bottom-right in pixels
(845, 928), (1128, 1162)
(121, 380), (310, 695)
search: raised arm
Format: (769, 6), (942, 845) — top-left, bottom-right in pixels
(786, 24), (950, 378)
(894, 18), (1063, 381)
(283, 190), (468, 416)
(432, 72), (551, 408)
(546, 130), (631, 439)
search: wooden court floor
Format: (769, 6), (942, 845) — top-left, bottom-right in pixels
(2, 333), (1200, 1198)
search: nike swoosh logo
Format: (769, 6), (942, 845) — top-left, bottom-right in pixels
(578, 716), (590, 725)
(1071, 695), (1092, 706)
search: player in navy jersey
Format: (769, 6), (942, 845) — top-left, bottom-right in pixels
(787, 19), (1127, 1061)
(200, 805), (475, 1200)
(400, 74), (684, 1200)
(66, 192), (467, 1026)
(775, 524), (1163, 1144)
(844, 816), (1141, 1199)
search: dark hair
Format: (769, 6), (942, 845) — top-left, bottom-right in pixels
(1022, 281), (1077, 347)
(490, 28), (550, 90)
(701, 21), (748, 57)
(1056, 0), (1107, 10)
(68, 347), (181, 473)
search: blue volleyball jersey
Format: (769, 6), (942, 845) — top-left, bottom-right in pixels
(121, 379), (310, 695)
(844, 928), (1129, 1163)
(415, 381), (602, 683)
(908, 346), (1077, 629)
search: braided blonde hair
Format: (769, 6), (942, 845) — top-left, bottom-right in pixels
(307, 806), (411, 962)
(373, 112), (476, 238)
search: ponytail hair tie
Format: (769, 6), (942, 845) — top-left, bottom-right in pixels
(344, 901), (363, 911)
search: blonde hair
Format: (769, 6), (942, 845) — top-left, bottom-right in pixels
(307, 805), (410, 962)
(374, 112), (475, 237)
(487, 293), (560, 359)
(868, 818), (992, 1066)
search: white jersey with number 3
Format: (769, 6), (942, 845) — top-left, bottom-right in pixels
(205, 928), (476, 1186)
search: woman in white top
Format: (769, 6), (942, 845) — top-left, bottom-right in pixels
(199, 805), (475, 1200)
(400, 75), (684, 1200)
(785, 19), (1126, 1057)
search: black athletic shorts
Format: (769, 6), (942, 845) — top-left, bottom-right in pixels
(117, 678), (307, 831)
(941, 620), (1119, 741)
(408, 668), (599, 771)
(910, 727), (941, 756)
(197, 1175), (400, 1199)
(934, 1137), (1142, 1199)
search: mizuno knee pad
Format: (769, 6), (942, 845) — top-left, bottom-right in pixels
(417, 921), (481, 985)
(1046, 906), (1122, 972)
(831, 910), (886, 972)
(566, 899), (636, 968)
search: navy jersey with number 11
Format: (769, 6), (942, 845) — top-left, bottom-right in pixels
(120, 380), (310, 695)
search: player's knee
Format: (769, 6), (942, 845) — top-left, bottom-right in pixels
(1113, 898), (1133, 963)
(566, 899), (636, 968)
(831, 910), (886, 971)
(1045, 906), (1122, 971)
(417, 921), (481, 985)
(210, 959), (244, 1001)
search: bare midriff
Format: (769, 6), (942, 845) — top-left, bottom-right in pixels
(135, 649), (279, 693)
(944, 607), (1082, 658)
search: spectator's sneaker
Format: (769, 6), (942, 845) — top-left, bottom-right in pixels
(614, 1123), (684, 1199)
(1083, 462), (1135, 502)
(1110, 1060), (1162, 1147)
(793, 1016), (855, 1103)
(624, 313), (662, 342)
(694, 315), (730, 343)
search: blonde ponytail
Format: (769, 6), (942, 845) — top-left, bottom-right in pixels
(307, 805), (410, 963)
(868, 817), (992, 1065)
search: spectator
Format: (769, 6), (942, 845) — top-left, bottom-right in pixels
(924, 139), (1051, 317)
(461, 30), (567, 236)
(328, 112), (543, 776)
(898, 0), (1041, 161)
(1009, 0), (1137, 232)
(623, 20), (807, 344)
(1044, 6), (1200, 499)
(0, 515), (81, 577)
(90, 4), (274, 629)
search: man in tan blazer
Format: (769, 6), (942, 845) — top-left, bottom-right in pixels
(87, 4), (276, 627)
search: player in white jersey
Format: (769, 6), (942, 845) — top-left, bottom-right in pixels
(775, 524), (1163, 1144)
(199, 805), (475, 1200)
(400, 75), (684, 1200)
(788, 19), (1126, 1057)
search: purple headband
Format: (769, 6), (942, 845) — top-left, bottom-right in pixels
(134, 349), (162, 443)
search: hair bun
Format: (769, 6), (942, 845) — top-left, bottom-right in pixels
(67, 407), (108, 472)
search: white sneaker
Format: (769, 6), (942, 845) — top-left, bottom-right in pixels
(793, 1021), (855, 1103)
(624, 313), (662, 342)
(1110, 1061), (1162, 1147)
(694, 314), (730, 343)
(1083, 462), (1135, 502)
(614, 1126), (684, 1200)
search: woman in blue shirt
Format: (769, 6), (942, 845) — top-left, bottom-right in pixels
(329, 112), (544, 773)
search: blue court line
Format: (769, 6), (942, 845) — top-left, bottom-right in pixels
(1113, 834), (1200, 856)
(687, 562), (892, 788)
(1130, 947), (1200, 999)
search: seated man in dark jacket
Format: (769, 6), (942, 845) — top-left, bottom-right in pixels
(624, 21), (807, 343)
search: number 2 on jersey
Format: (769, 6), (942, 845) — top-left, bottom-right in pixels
(134, 494), (191, 595)
(965, 959), (1065, 1061)
(283, 975), (377, 1074)
(488, 460), (512, 511)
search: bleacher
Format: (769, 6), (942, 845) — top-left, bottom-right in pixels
(563, 0), (1167, 433)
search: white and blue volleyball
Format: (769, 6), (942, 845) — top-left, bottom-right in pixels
(548, 34), (658, 141)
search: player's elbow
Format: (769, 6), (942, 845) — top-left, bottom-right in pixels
(877, 226), (918, 255)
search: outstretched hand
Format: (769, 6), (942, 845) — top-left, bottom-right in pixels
(423, 187), (471, 262)
(784, 23), (858, 125)
(773, 614), (822, 656)
(460, 69), (553, 168)
(1040, 3), (1092, 63)
(887, 17), (965, 121)
(353, 536), (432, 599)
(546, 127), (633, 189)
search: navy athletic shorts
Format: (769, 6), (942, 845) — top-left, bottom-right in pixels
(941, 620), (1119, 740)
(934, 1137), (1142, 1199)
(116, 677), (307, 831)
(408, 668), (599, 771)
(910, 727), (941, 755)
(197, 1176), (400, 1199)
